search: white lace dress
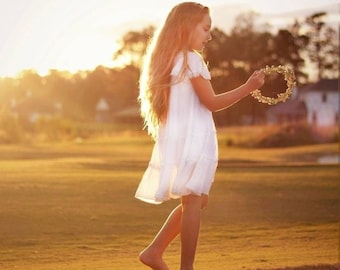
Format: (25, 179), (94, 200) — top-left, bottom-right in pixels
(135, 51), (218, 204)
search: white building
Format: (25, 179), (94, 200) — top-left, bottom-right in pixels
(299, 79), (339, 127)
(95, 98), (111, 122)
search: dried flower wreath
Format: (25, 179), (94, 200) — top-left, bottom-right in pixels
(251, 65), (296, 105)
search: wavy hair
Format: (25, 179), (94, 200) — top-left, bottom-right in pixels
(138, 2), (209, 139)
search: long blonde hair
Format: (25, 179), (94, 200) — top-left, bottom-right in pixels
(138, 2), (209, 139)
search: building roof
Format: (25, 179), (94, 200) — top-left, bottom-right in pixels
(96, 98), (110, 111)
(302, 78), (338, 92)
(114, 105), (140, 118)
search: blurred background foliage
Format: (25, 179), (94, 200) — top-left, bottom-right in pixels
(0, 11), (338, 146)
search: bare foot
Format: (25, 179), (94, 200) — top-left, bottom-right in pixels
(139, 247), (169, 270)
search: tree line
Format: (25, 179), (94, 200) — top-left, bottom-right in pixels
(0, 11), (338, 126)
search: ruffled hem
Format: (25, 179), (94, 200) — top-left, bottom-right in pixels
(135, 155), (217, 204)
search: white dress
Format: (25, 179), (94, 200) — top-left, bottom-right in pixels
(135, 51), (218, 204)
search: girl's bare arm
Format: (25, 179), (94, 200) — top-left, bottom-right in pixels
(191, 70), (265, 112)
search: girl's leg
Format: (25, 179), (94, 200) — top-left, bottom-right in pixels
(139, 204), (182, 270)
(139, 194), (208, 270)
(180, 194), (204, 270)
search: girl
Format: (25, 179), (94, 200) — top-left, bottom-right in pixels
(135, 2), (265, 270)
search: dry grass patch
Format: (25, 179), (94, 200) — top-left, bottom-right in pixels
(0, 134), (338, 269)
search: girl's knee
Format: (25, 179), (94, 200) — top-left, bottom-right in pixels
(181, 194), (208, 209)
(182, 194), (201, 206)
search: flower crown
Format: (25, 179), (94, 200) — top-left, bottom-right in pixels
(251, 65), (296, 105)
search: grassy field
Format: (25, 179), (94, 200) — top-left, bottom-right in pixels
(0, 131), (339, 270)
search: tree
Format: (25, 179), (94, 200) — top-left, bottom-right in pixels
(206, 13), (278, 125)
(303, 12), (339, 80)
(44, 70), (79, 119)
(0, 77), (17, 107)
(16, 70), (44, 100)
(113, 26), (155, 68)
(284, 20), (310, 84)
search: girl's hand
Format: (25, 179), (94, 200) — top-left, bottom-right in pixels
(246, 70), (265, 92)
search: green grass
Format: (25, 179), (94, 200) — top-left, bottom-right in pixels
(0, 132), (338, 270)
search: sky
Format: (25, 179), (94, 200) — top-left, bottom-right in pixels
(0, 0), (339, 77)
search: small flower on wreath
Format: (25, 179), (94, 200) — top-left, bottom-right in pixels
(251, 65), (296, 105)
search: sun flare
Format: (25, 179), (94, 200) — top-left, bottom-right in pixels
(0, 0), (132, 77)
(0, 0), (338, 77)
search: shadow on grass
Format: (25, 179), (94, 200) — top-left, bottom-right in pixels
(257, 264), (340, 270)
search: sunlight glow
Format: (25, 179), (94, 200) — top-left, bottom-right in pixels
(0, 0), (339, 77)
(0, 0), (136, 77)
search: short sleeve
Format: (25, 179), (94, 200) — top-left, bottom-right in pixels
(171, 51), (211, 80)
